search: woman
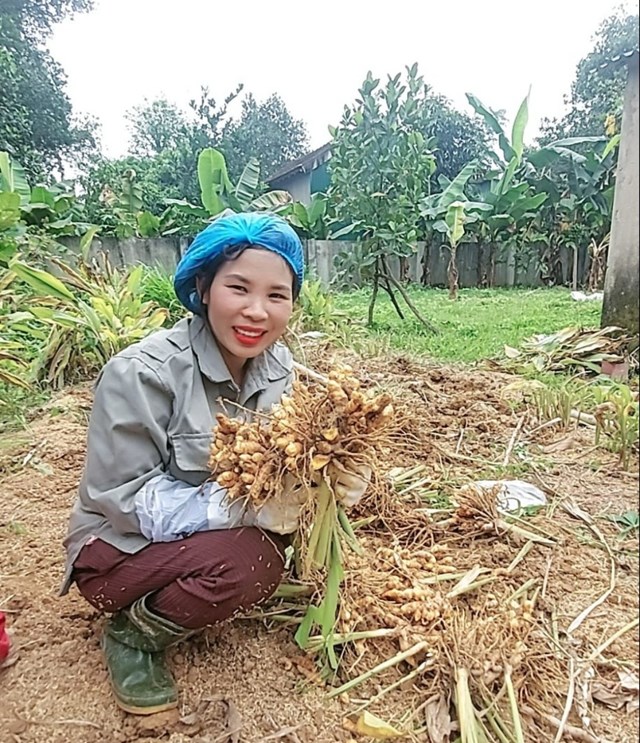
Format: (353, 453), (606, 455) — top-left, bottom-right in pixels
(61, 212), (367, 715)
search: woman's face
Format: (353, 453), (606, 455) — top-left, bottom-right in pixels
(202, 248), (295, 374)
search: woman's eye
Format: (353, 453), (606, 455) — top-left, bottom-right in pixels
(270, 293), (287, 300)
(229, 285), (247, 292)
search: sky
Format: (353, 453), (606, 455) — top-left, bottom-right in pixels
(48, 0), (639, 159)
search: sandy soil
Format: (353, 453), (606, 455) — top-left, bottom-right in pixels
(1, 355), (638, 743)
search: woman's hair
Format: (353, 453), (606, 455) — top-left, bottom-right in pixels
(196, 244), (299, 314)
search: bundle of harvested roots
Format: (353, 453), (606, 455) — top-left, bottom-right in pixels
(208, 364), (398, 667)
(209, 365), (394, 508)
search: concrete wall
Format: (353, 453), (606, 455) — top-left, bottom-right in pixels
(602, 54), (640, 335)
(59, 235), (190, 273)
(57, 236), (587, 290)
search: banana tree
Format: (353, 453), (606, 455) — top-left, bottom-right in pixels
(530, 135), (617, 288)
(0, 152), (29, 263)
(197, 148), (291, 217)
(463, 91), (550, 281)
(420, 161), (491, 298)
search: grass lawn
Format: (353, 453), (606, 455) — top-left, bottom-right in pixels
(334, 286), (603, 364)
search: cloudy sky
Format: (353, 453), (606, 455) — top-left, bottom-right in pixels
(48, 0), (638, 158)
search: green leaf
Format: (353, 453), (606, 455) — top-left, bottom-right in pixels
(0, 152), (31, 205)
(235, 158), (260, 209)
(9, 260), (75, 301)
(600, 134), (621, 161)
(30, 185), (55, 208)
(511, 88), (530, 163)
(465, 94), (504, 136)
(445, 201), (466, 248)
(439, 161), (477, 208)
(307, 193), (327, 225)
(79, 225), (100, 262)
(0, 191), (21, 231)
(137, 211), (160, 238)
(198, 148), (233, 216)
(249, 191), (291, 211)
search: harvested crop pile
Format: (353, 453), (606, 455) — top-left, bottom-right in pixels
(209, 362), (639, 742)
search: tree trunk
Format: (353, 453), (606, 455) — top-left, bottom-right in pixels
(367, 267), (380, 326)
(447, 246), (459, 300)
(381, 258), (439, 334)
(379, 268), (405, 319)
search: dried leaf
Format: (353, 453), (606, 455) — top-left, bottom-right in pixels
(540, 434), (577, 454)
(310, 454), (331, 470)
(355, 711), (403, 739)
(619, 670), (639, 692)
(592, 683), (630, 710)
(423, 695), (453, 743)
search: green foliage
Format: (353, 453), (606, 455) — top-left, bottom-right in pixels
(418, 92), (493, 182)
(329, 64), (437, 326)
(220, 93), (309, 181)
(139, 267), (185, 326)
(3, 255), (169, 388)
(593, 383), (639, 469)
(126, 97), (191, 158)
(0, 7), (95, 179)
(539, 9), (639, 141)
(196, 147), (291, 217)
(103, 86), (308, 212)
(291, 279), (349, 335)
(465, 90), (550, 246)
(3, 1), (94, 41)
(280, 194), (337, 240)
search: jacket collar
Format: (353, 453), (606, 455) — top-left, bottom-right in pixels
(189, 315), (291, 393)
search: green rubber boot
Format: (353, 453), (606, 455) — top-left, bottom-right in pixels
(101, 594), (193, 715)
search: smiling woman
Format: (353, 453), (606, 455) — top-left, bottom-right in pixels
(59, 212), (315, 716)
(199, 249), (295, 384)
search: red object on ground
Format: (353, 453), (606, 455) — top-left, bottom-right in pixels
(0, 611), (10, 663)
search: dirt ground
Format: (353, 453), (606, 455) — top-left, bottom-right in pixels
(0, 352), (638, 743)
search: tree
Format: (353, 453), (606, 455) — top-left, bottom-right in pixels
(2, 1), (93, 40)
(539, 9), (639, 141)
(126, 98), (190, 158)
(0, 0), (95, 179)
(420, 92), (493, 181)
(221, 94), (309, 180)
(329, 64), (439, 331)
(111, 87), (307, 209)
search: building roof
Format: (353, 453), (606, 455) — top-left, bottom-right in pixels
(266, 142), (332, 185)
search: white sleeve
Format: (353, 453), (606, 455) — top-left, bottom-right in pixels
(134, 475), (256, 542)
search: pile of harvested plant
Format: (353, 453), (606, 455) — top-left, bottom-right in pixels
(209, 363), (639, 742)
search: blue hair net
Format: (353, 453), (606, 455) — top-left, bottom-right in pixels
(174, 212), (305, 313)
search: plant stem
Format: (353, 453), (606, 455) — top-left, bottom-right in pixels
(327, 640), (429, 698)
(367, 263), (380, 326)
(505, 669), (525, 743)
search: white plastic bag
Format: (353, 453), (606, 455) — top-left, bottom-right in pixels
(472, 480), (547, 514)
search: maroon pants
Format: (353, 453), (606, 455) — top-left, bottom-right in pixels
(72, 528), (286, 629)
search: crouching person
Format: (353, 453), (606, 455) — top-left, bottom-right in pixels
(60, 213), (304, 715)
(60, 212), (370, 715)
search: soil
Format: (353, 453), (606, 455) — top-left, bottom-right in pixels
(0, 354), (638, 743)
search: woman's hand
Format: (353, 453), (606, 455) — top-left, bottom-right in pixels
(327, 461), (372, 508)
(252, 475), (310, 535)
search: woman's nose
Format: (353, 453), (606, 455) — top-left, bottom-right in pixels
(242, 298), (269, 320)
